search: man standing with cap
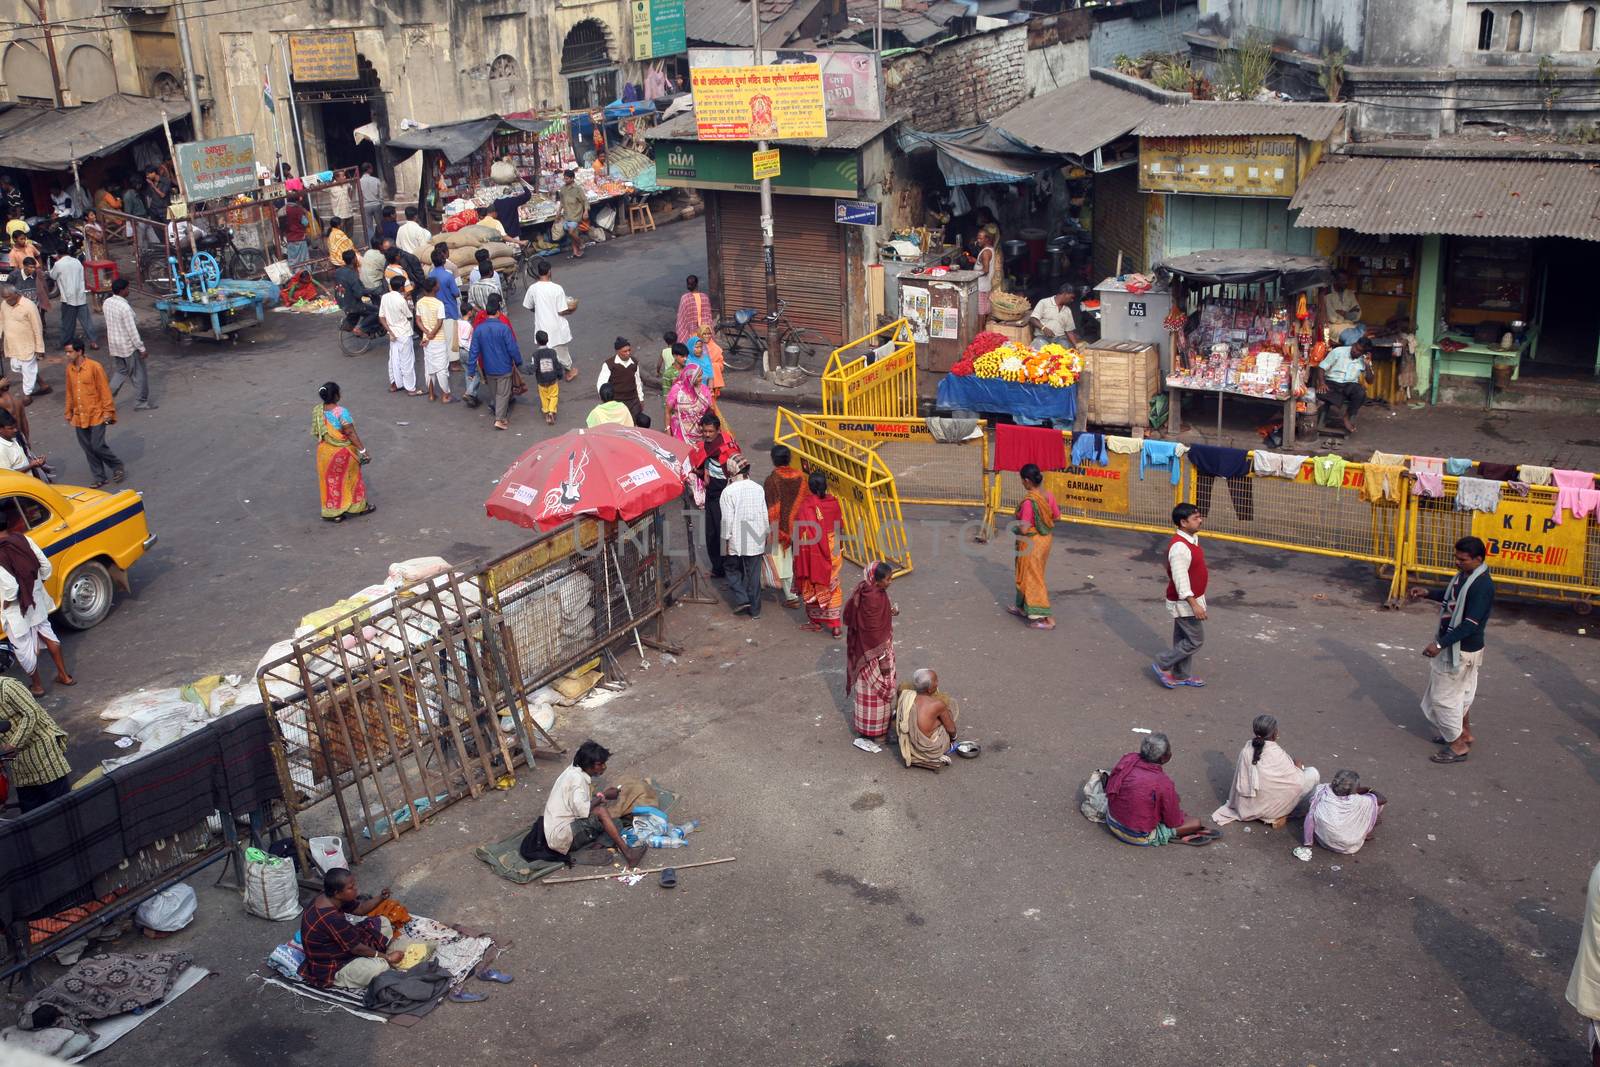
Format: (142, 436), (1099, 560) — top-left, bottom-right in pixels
(719, 453), (769, 619)
(596, 337), (644, 424)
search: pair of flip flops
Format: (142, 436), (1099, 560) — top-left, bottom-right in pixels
(450, 968), (515, 1002)
(1179, 829), (1223, 847)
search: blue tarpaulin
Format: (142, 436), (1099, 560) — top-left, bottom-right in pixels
(898, 124), (1061, 186)
(936, 376), (1077, 422)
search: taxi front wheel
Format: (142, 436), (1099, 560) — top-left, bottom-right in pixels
(61, 561), (114, 630)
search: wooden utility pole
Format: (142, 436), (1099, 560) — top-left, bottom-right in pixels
(34, 0), (66, 108)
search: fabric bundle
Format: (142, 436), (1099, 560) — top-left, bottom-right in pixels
(1362, 464), (1406, 504)
(1310, 454), (1346, 487)
(1410, 456), (1445, 477)
(1070, 432), (1108, 468)
(1105, 435), (1143, 455)
(1414, 471), (1445, 498)
(1476, 461), (1518, 482)
(1368, 450), (1405, 467)
(1454, 476), (1502, 513)
(1444, 457), (1474, 477)
(1519, 464), (1554, 487)
(1553, 469), (1600, 525)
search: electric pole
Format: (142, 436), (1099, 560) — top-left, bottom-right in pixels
(174, 0), (206, 138)
(750, 0), (779, 377)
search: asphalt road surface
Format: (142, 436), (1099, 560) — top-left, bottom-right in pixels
(12, 219), (1598, 1067)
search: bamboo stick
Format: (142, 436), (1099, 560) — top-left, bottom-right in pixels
(541, 856), (736, 886)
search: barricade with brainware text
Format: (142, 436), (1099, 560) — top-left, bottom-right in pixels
(805, 416), (988, 508)
(773, 408), (912, 575)
(986, 436), (1181, 542)
(1402, 477), (1600, 610)
(821, 319), (919, 419)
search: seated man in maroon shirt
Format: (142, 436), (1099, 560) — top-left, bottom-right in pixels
(1104, 732), (1217, 846)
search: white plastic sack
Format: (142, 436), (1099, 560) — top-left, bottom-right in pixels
(388, 556), (451, 586)
(100, 688), (189, 723)
(243, 856), (300, 921)
(136, 883), (197, 932)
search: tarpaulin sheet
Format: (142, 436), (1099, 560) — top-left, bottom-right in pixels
(383, 116), (504, 164)
(898, 124), (1061, 186)
(1155, 249), (1333, 295)
(936, 376), (1077, 423)
(0, 95), (190, 172)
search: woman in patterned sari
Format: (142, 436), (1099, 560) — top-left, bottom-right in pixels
(843, 561), (897, 739)
(792, 470), (844, 636)
(1009, 462), (1059, 630)
(313, 382), (374, 522)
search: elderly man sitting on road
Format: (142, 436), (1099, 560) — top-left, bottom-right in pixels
(895, 668), (959, 771)
(1104, 732), (1218, 846)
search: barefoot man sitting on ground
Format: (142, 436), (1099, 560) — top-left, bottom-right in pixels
(519, 740), (647, 868)
(895, 668), (960, 771)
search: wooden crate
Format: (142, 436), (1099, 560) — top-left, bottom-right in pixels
(988, 319), (1032, 347)
(1081, 341), (1160, 427)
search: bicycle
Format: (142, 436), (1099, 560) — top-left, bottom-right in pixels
(716, 299), (831, 376)
(337, 309), (385, 356)
(139, 225), (265, 297)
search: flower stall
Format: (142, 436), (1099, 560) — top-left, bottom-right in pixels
(935, 331), (1084, 424)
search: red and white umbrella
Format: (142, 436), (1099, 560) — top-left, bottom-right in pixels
(485, 425), (694, 531)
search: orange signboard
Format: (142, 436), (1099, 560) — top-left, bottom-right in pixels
(694, 64), (827, 142)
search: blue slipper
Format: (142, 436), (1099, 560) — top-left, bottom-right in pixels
(1178, 677), (1206, 687)
(477, 968), (514, 984)
(1150, 663), (1177, 690)
(448, 989), (488, 1003)
(659, 867), (678, 888)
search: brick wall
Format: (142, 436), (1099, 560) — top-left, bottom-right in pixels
(1089, 2), (1201, 67)
(884, 24), (1034, 130)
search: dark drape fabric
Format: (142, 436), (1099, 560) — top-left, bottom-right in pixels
(212, 703), (284, 814)
(843, 580), (894, 692)
(112, 729), (221, 854)
(0, 776), (124, 926)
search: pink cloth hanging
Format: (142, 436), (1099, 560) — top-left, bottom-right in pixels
(1553, 469), (1600, 525)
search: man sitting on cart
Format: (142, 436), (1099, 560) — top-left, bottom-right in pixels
(333, 249), (380, 336)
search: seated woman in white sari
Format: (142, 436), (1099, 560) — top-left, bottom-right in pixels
(1212, 714), (1318, 826)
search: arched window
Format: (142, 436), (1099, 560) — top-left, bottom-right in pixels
(561, 19), (610, 73)
(2, 41), (55, 102)
(1581, 7), (1596, 51)
(65, 44), (117, 102)
(1505, 9), (1522, 51)
(1478, 8), (1495, 50)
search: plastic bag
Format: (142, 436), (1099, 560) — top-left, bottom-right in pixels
(243, 849), (301, 921)
(387, 556), (451, 586)
(1079, 769), (1109, 824)
(631, 807), (669, 839)
(136, 883), (197, 932)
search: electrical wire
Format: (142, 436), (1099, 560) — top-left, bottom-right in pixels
(0, 0), (329, 47)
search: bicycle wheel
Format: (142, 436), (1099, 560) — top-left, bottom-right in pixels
(780, 326), (831, 376)
(719, 326), (761, 371)
(140, 252), (177, 297)
(232, 246), (267, 279)
(339, 328), (375, 356)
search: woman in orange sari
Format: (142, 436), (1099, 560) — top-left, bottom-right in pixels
(313, 382), (374, 522)
(791, 470), (845, 636)
(1009, 462), (1059, 630)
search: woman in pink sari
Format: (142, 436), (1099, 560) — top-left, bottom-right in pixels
(666, 363), (717, 506)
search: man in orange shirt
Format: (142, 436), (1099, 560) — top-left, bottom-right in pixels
(62, 340), (124, 487)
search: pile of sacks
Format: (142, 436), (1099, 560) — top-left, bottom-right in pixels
(432, 224), (519, 284)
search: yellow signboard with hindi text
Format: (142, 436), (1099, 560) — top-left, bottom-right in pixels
(1471, 496), (1587, 579)
(752, 149), (781, 180)
(694, 64), (827, 141)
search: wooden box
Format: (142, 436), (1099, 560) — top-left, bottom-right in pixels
(988, 320), (1033, 347)
(1081, 340), (1160, 427)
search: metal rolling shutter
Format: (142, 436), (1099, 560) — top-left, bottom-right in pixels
(717, 192), (846, 346)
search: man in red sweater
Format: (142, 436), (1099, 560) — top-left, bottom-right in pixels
(1152, 503), (1207, 689)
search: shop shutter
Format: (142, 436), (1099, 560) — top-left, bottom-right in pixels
(717, 193), (845, 346)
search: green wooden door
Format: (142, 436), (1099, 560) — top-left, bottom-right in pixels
(1162, 195), (1315, 260)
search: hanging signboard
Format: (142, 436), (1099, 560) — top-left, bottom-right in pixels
(1471, 497), (1587, 579)
(1139, 135), (1305, 197)
(632, 0), (687, 61)
(694, 64), (827, 141)
(690, 48), (882, 122)
(833, 199), (878, 226)
(175, 135), (258, 200)
(752, 149), (781, 181)
(288, 31), (359, 83)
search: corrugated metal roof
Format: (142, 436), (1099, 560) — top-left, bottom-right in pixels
(995, 77), (1162, 158)
(844, 0), (962, 43)
(1133, 101), (1346, 141)
(685, 0), (801, 46)
(1289, 154), (1600, 241)
(645, 108), (899, 150)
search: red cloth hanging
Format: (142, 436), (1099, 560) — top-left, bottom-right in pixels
(993, 423), (1068, 474)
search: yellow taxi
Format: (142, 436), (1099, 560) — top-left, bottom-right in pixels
(0, 470), (155, 631)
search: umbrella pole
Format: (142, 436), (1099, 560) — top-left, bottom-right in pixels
(606, 539), (649, 666)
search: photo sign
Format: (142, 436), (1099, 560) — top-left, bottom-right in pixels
(693, 63), (828, 141)
(175, 135), (258, 200)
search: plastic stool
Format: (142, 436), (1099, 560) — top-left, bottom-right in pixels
(85, 260), (120, 309)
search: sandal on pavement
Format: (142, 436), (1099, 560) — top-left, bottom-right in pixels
(448, 989), (488, 1003)
(1178, 677), (1206, 687)
(476, 968), (514, 984)
(1430, 749), (1470, 764)
(659, 868), (678, 889)
(1179, 831), (1219, 846)
(1151, 663), (1177, 690)
(1007, 606), (1026, 619)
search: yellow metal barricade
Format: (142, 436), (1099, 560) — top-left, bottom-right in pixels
(1188, 456), (1411, 604)
(983, 432), (1182, 540)
(773, 407), (913, 575)
(821, 319), (919, 419)
(1400, 475), (1600, 609)
(804, 416), (988, 509)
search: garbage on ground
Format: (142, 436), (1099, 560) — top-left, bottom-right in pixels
(852, 738), (883, 754)
(136, 883), (197, 935)
(620, 807), (700, 849)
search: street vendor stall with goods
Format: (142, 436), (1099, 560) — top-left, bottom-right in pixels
(1157, 249), (1334, 443)
(938, 330), (1083, 424)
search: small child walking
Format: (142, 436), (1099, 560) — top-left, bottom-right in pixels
(532, 329), (574, 425)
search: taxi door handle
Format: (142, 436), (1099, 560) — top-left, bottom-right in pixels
(52, 522), (68, 532)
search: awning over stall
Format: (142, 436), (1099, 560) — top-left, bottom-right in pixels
(0, 94), (190, 171)
(1290, 153), (1600, 241)
(897, 123), (1060, 186)
(383, 116), (506, 164)
(1156, 249), (1333, 294)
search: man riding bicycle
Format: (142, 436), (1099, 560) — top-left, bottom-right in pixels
(333, 248), (381, 335)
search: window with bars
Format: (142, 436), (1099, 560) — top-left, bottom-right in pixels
(561, 19), (611, 73)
